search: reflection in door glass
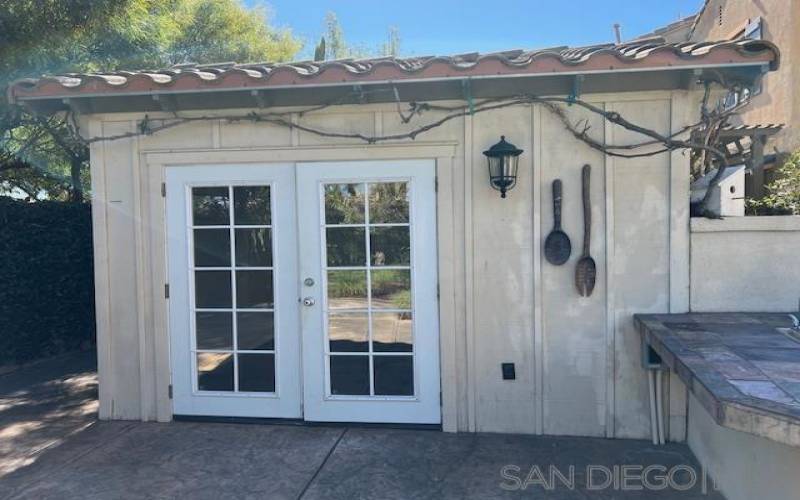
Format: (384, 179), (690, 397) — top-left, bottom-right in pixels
(197, 353), (234, 391)
(371, 312), (412, 352)
(233, 186), (271, 225)
(328, 313), (369, 352)
(236, 270), (273, 308)
(327, 270), (368, 310)
(237, 312), (274, 350)
(235, 228), (272, 267)
(369, 227), (410, 266)
(371, 270), (411, 310)
(368, 182), (409, 223)
(323, 181), (415, 397)
(192, 187), (229, 225)
(196, 312), (233, 350)
(325, 184), (365, 224)
(191, 185), (276, 394)
(326, 227), (366, 266)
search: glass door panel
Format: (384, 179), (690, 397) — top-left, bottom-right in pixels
(167, 164), (300, 419)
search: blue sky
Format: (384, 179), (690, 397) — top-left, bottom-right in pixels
(250, 0), (704, 58)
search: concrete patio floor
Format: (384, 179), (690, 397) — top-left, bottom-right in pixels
(0, 352), (723, 499)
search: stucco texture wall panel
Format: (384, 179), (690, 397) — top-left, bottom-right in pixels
(101, 121), (142, 420)
(139, 119), (214, 150)
(539, 103), (608, 437)
(470, 105), (536, 434)
(608, 100), (671, 439)
(219, 120), (292, 148)
(298, 112), (375, 145)
(381, 108), (465, 144)
(687, 392), (800, 500)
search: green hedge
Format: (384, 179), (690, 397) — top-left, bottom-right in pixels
(0, 197), (94, 364)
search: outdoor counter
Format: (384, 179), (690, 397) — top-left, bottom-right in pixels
(635, 312), (800, 447)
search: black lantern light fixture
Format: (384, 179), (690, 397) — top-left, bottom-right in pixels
(482, 136), (524, 198)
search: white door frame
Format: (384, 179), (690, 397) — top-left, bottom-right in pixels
(297, 160), (441, 424)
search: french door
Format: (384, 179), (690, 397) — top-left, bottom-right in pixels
(166, 160), (440, 424)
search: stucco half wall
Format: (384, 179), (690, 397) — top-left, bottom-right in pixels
(690, 216), (800, 312)
(687, 392), (800, 500)
(88, 90), (694, 437)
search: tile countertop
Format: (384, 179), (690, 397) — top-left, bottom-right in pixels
(635, 312), (800, 447)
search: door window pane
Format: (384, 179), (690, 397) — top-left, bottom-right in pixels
(195, 271), (232, 308)
(235, 228), (272, 267)
(371, 270), (411, 310)
(194, 229), (230, 267)
(327, 270), (367, 309)
(373, 356), (413, 396)
(237, 312), (274, 350)
(368, 182), (409, 223)
(192, 187), (229, 225)
(238, 353), (275, 392)
(325, 183), (365, 224)
(197, 353), (234, 391)
(196, 312), (232, 350)
(330, 355), (370, 395)
(233, 186), (270, 225)
(369, 227), (410, 266)
(329, 313), (368, 352)
(236, 270), (273, 308)
(372, 312), (412, 352)
(326, 227), (366, 267)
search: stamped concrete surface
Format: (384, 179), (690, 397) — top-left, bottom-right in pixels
(0, 353), (723, 499)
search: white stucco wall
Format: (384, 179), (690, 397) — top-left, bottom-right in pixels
(687, 393), (800, 500)
(88, 90), (694, 437)
(690, 216), (800, 312)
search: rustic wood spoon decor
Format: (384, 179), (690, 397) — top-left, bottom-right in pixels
(575, 164), (596, 297)
(544, 179), (571, 265)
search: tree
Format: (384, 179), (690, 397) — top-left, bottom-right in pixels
(747, 150), (800, 215)
(317, 12), (400, 61)
(0, 0), (302, 201)
(382, 26), (401, 57)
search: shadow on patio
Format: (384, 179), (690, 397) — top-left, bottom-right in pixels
(0, 351), (722, 499)
(0, 351), (98, 479)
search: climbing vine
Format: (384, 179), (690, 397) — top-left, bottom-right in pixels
(65, 79), (748, 217)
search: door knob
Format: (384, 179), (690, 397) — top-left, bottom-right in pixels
(302, 297), (315, 307)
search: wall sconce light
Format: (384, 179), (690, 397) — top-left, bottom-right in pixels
(482, 136), (523, 198)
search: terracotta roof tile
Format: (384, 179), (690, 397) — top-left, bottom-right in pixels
(8, 39), (779, 102)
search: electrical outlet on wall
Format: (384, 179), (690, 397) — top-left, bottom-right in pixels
(501, 363), (516, 380)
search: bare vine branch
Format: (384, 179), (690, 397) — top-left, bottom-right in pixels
(66, 84), (739, 216)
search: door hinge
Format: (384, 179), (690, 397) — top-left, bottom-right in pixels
(437, 283), (440, 300)
(168, 384), (173, 399)
(164, 283), (170, 299)
(434, 177), (439, 193)
(161, 182), (166, 197)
